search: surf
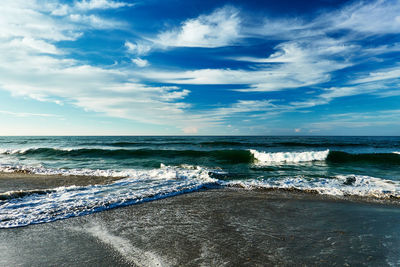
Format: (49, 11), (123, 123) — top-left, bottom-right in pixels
(0, 165), (219, 228)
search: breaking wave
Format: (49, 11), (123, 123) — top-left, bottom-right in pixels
(250, 149), (330, 164)
(1, 162), (400, 228)
(2, 147), (400, 166)
(0, 165), (219, 228)
(225, 175), (400, 199)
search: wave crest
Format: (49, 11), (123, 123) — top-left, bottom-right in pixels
(250, 149), (329, 164)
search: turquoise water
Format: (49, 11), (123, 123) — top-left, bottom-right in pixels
(0, 136), (400, 227)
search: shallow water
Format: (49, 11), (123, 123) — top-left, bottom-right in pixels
(1, 190), (399, 266)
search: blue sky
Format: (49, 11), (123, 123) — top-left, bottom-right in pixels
(0, 0), (399, 135)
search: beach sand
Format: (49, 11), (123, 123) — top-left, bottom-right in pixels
(1, 184), (399, 266)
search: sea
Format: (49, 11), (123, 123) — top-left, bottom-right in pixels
(1, 136), (400, 228)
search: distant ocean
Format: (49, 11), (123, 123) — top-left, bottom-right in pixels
(1, 136), (400, 228)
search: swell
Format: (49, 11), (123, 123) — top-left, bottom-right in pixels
(327, 151), (400, 164)
(105, 141), (195, 147)
(275, 142), (367, 147)
(111, 141), (400, 148)
(50, 140), (397, 148)
(3, 147), (400, 165)
(81, 141), (258, 147)
(176, 141), (384, 147)
(2, 148), (253, 164)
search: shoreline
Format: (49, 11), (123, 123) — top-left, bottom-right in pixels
(1, 170), (400, 206)
(1, 188), (399, 266)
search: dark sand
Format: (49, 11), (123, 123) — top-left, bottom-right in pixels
(1, 186), (400, 266)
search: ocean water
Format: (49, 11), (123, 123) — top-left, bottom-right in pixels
(1, 136), (400, 228)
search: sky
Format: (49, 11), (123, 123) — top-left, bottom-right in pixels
(0, 0), (399, 135)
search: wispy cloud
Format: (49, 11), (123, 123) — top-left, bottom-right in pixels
(142, 39), (350, 92)
(326, 0), (400, 35)
(51, 0), (133, 16)
(75, 0), (133, 10)
(0, 110), (60, 118)
(304, 109), (400, 132)
(68, 13), (124, 29)
(351, 66), (400, 84)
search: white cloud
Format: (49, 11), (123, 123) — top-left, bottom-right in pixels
(8, 37), (61, 55)
(51, 4), (70, 16)
(131, 58), (149, 67)
(187, 100), (279, 126)
(212, 100), (276, 116)
(327, 0), (400, 35)
(249, 0), (400, 40)
(157, 6), (240, 48)
(319, 86), (369, 100)
(375, 87), (400, 98)
(0, 0), (195, 130)
(68, 14), (123, 29)
(351, 66), (400, 84)
(0, 59), (192, 125)
(246, 16), (317, 40)
(0, 2), (79, 41)
(75, 0), (133, 10)
(125, 41), (152, 55)
(51, 0), (132, 15)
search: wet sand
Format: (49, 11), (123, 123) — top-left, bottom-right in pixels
(0, 172), (123, 193)
(1, 188), (399, 266)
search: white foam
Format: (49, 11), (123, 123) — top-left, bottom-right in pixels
(0, 165), (218, 228)
(0, 163), (216, 181)
(250, 149), (329, 164)
(224, 175), (400, 199)
(393, 152), (400, 155)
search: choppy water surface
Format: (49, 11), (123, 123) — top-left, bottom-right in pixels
(1, 136), (400, 228)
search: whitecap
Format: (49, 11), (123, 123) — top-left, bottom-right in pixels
(250, 149), (329, 165)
